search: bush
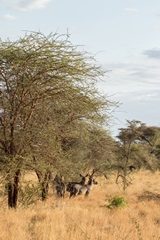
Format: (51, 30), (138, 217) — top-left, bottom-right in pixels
(103, 195), (127, 209)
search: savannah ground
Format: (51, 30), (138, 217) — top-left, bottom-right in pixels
(0, 170), (160, 240)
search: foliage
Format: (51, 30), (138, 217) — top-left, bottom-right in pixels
(115, 120), (159, 190)
(132, 218), (143, 240)
(18, 182), (41, 207)
(0, 31), (116, 207)
(103, 195), (127, 209)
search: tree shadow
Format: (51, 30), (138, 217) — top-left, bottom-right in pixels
(138, 191), (160, 204)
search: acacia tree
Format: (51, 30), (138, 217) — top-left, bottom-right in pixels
(116, 120), (158, 190)
(136, 125), (160, 170)
(0, 31), (116, 208)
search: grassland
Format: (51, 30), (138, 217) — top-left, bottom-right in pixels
(0, 170), (160, 240)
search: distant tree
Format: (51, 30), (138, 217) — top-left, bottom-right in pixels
(116, 120), (158, 190)
(138, 125), (160, 166)
(0, 31), (117, 208)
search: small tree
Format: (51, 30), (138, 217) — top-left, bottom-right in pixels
(116, 120), (158, 190)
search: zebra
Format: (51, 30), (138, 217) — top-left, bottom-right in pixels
(66, 173), (88, 197)
(69, 170), (98, 198)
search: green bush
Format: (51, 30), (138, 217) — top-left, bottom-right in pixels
(103, 195), (127, 209)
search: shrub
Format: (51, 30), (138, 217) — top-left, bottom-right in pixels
(103, 195), (127, 209)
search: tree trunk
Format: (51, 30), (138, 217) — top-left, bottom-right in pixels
(41, 181), (49, 201)
(8, 182), (14, 208)
(41, 171), (52, 201)
(35, 169), (51, 201)
(7, 170), (20, 209)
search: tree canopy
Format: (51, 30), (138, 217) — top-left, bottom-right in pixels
(0, 31), (116, 208)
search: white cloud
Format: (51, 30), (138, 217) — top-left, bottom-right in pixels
(144, 47), (160, 59)
(3, 14), (17, 20)
(99, 58), (160, 103)
(123, 8), (138, 13)
(99, 18), (160, 135)
(4, 0), (52, 11)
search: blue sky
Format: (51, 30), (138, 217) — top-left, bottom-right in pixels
(1, 0), (160, 136)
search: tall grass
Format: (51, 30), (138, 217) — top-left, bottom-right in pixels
(0, 170), (160, 240)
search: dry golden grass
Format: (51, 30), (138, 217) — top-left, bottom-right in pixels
(0, 170), (160, 240)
